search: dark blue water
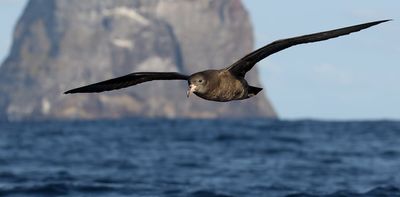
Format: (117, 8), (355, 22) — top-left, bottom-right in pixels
(0, 119), (399, 197)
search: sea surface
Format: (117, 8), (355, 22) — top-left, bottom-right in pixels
(0, 119), (399, 197)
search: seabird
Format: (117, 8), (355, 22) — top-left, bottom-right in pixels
(65, 20), (390, 102)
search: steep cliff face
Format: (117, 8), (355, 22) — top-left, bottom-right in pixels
(0, 0), (277, 120)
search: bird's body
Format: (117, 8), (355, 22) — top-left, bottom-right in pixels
(65, 20), (390, 103)
(190, 69), (251, 102)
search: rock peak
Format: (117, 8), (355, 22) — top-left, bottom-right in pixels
(0, 0), (276, 120)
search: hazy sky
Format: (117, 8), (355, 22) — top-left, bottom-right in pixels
(1, 1), (399, 120)
(242, 1), (400, 120)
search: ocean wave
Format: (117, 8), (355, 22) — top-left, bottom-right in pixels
(286, 186), (400, 197)
(0, 182), (125, 196)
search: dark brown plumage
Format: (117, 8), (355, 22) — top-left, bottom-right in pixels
(65, 20), (390, 102)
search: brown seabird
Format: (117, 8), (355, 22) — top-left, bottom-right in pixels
(65, 20), (390, 102)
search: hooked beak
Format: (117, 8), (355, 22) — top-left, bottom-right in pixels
(187, 84), (196, 98)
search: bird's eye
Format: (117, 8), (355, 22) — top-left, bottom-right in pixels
(198, 80), (203, 83)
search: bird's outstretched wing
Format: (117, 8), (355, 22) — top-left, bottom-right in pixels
(227, 20), (391, 77)
(64, 72), (189, 94)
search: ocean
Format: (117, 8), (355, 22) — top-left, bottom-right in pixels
(0, 119), (399, 197)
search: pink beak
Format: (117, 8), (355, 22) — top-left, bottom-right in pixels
(187, 84), (196, 98)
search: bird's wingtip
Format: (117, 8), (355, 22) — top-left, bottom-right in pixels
(379, 19), (393, 23)
(364, 19), (392, 28)
(64, 90), (74, 94)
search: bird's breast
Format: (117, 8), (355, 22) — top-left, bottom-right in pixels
(196, 72), (247, 102)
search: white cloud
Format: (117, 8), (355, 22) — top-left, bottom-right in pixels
(313, 64), (354, 86)
(351, 9), (385, 20)
(1, 0), (26, 6)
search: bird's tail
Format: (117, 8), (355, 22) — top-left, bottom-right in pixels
(248, 86), (263, 98)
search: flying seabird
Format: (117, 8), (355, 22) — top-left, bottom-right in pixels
(65, 20), (390, 102)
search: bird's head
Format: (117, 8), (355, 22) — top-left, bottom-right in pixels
(187, 73), (209, 98)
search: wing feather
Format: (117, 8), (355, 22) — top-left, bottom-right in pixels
(64, 72), (189, 94)
(228, 20), (391, 77)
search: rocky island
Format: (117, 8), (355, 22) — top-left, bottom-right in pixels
(0, 0), (276, 120)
